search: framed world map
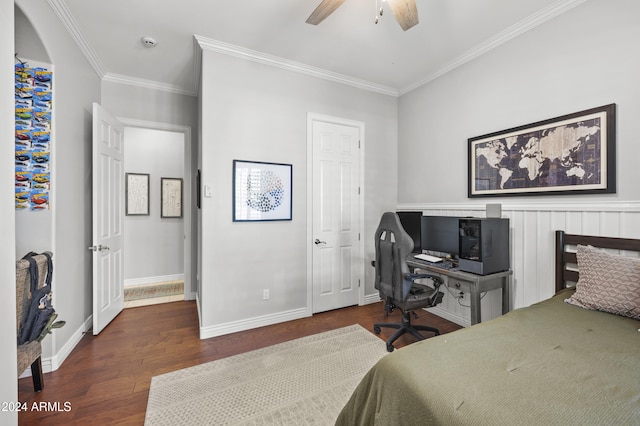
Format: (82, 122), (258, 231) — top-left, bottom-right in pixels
(468, 104), (616, 198)
(233, 160), (292, 221)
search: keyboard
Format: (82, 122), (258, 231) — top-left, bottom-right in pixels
(414, 253), (442, 263)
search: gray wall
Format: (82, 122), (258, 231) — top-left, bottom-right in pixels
(396, 0), (640, 324)
(14, 7), (52, 260)
(398, 0), (640, 205)
(8, 1), (638, 402)
(101, 81), (198, 128)
(16, 0), (101, 372)
(199, 49), (398, 333)
(101, 80), (198, 293)
(12, 1), (197, 389)
(124, 127), (184, 282)
(1, 0), (17, 423)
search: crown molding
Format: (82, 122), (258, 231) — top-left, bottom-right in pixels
(47, 0), (105, 77)
(399, 0), (588, 95)
(194, 35), (399, 97)
(102, 72), (196, 97)
(49, 0), (197, 96)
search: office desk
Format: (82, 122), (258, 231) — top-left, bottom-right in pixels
(406, 256), (512, 325)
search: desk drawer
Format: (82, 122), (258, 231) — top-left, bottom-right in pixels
(447, 278), (471, 293)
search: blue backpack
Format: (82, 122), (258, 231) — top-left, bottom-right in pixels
(17, 252), (64, 344)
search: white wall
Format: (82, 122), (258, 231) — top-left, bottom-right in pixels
(124, 126), (184, 283)
(199, 48), (398, 336)
(397, 0), (640, 324)
(402, 203), (640, 326)
(1, 0), (17, 423)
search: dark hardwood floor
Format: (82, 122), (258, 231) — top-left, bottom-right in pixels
(18, 300), (462, 425)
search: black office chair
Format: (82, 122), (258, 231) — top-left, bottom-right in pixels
(373, 212), (444, 352)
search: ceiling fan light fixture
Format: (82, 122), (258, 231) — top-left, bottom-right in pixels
(375, 0), (383, 23)
(306, 0), (418, 31)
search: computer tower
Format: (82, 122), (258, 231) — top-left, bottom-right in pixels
(458, 218), (510, 275)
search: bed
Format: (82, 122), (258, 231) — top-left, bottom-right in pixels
(336, 231), (640, 425)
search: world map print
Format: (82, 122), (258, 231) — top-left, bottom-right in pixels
(471, 112), (608, 196)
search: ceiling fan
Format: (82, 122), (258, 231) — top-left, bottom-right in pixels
(306, 0), (419, 31)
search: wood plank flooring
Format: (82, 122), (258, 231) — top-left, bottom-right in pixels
(18, 300), (462, 425)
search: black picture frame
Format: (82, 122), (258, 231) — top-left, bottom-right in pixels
(233, 160), (292, 222)
(468, 104), (616, 198)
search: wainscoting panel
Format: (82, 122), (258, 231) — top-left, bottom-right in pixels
(398, 202), (640, 326)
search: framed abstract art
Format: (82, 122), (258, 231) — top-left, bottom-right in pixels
(233, 160), (292, 222)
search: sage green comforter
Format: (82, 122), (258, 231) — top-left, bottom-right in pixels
(336, 289), (640, 425)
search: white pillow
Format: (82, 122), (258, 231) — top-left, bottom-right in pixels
(565, 244), (640, 320)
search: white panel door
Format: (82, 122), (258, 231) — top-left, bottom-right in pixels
(312, 119), (361, 313)
(91, 103), (124, 335)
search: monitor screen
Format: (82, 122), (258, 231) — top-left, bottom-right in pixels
(421, 216), (460, 257)
(396, 211), (422, 253)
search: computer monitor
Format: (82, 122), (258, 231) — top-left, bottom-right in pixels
(396, 211), (422, 253)
(421, 215), (460, 257)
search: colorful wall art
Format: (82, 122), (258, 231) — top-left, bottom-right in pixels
(15, 60), (52, 210)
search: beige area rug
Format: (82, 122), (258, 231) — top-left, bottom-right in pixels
(124, 281), (183, 302)
(144, 324), (388, 425)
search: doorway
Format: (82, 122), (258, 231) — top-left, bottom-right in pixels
(307, 113), (365, 314)
(121, 121), (193, 307)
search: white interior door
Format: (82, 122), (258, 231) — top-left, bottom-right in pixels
(311, 117), (362, 313)
(91, 103), (124, 335)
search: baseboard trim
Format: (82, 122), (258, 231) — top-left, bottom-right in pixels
(199, 308), (310, 339)
(363, 293), (381, 305)
(124, 274), (185, 287)
(50, 315), (93, 371)
(19, 315), (93, 378)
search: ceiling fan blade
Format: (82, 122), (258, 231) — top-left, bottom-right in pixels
(387, 0), (419, 31)
(306, 0), (346, 25)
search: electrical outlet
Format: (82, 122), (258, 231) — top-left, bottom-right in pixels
(263, 289), (270, 300)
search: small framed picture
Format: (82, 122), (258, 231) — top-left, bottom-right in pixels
(161, 177), (183, 218)
(125, 173), (150, 216)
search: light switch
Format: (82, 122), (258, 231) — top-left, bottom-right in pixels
(204, 184), (212, 197)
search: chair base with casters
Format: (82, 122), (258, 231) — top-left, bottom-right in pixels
(374, 285), (443, 352)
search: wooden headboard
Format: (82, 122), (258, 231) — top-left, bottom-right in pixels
(555, 230), (640, 293)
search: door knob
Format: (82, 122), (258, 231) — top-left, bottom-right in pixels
(88, 244), (110, 252)
(314, 239), (327, 245)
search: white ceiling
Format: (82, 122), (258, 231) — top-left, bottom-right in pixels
(52, 0), (585, 96)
